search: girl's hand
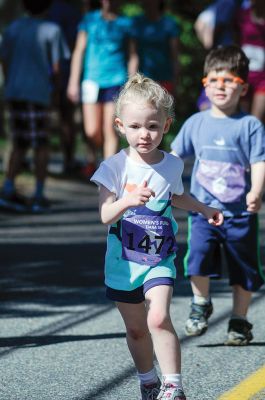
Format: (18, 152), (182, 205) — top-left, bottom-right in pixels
(67, 82), (80, 103)
(127, 180), (155, 207)
(203, 206), (224, 226)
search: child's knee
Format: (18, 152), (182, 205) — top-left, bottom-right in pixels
(147, 311), (171, 331)
(126, 326), (149, 341)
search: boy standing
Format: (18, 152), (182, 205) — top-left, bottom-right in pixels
(0, 0), (69, 212)
(171, 45), (265, 345)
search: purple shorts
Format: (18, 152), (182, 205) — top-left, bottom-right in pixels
(98, 85), (121, 103)
(185, 213), (264, 292)
(106, 277), (174, 304)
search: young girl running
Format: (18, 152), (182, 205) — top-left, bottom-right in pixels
(91, 73), (223, 400)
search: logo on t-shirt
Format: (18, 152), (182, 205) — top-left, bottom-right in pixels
(214, 137), (225, 146)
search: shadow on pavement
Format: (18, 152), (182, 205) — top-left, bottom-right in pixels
(198, 342), (265, 347)
(0, 332), (127, 348)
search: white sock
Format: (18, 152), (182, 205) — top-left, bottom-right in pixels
(137, 368), (158, 385)
(193, 294), (210, 305)
(231, 314), (247, 321)
(163, 373), (183, 389)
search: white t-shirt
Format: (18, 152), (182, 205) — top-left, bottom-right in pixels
(91, 149), (184, 291)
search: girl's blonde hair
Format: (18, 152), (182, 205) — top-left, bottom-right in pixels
(115, 73), (175, 119)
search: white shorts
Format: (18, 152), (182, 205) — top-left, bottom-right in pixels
(81, 80), (99, 104)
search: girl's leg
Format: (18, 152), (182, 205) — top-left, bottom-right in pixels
(116, 301), (154, 373)
(102, 101), (119, 159)
(145, 285), (181, 374)
(82, 103), (103, 163)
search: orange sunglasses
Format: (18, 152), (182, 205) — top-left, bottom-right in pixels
(202, 75), (245, 88)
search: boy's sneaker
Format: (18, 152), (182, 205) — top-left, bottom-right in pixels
(0, 191), (29, 212)
(30, 196), (50, 214)
(185, 300), (213, 336)
(157, 383), (186, 400)
(224, 318), (253, 346)
(140, 379), (161, 400)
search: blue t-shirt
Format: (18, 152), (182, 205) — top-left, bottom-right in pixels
(0, 16), (69, 106)
(131, 14), (180, 81)
(171, 110), (265, 216)
(79, 10), (133, 88)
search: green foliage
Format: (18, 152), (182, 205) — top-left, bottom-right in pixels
(121, 3), (142, 17)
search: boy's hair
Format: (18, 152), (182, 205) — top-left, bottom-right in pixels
(115, 73), (175, 119)
(203, 45), (249, 81)
(22, 0), (52, 15)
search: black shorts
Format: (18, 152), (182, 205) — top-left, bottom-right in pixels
(106, 277), (174, 304)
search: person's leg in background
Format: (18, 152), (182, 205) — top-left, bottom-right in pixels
(1, 101), (31, 209)
(102, 101), (119, 160)
(29, 142), (50, 213)
(58, 96), (78, 174)
(82, 102), (103, 177)
(241, 75), (265, 124)
(3, 145), (28, 196)
(251, 91), (265, 124)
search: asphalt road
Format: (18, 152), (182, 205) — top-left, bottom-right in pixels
(0, 175), (264, 400)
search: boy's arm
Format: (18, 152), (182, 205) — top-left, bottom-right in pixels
(246, 161), (265, 212)
(172, 192), (224, 226)
(99, 181), (155, 225)
(67, 30), (87, 103)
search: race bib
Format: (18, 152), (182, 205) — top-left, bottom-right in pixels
(81, 80), (99, 103)
(196, 159), (246, 203)
(121, 215), (177, 266)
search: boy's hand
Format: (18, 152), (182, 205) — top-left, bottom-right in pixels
(127, 180), (155, 206)
(203, 206), (224, 226)
(246, 191), (262, 213)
